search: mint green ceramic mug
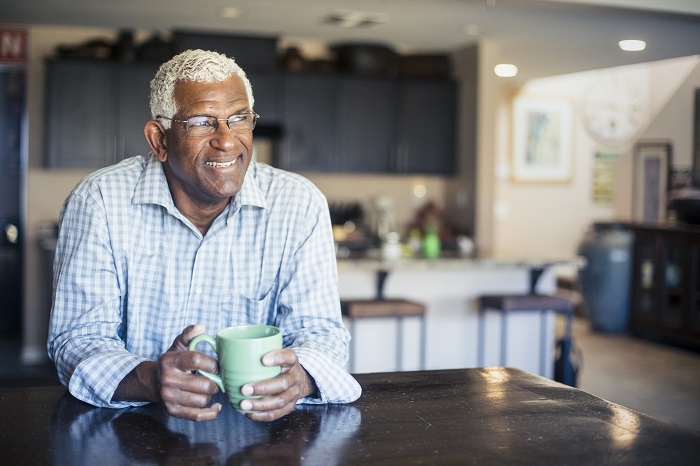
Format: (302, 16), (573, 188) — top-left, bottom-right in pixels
(188, 324), (282, 412)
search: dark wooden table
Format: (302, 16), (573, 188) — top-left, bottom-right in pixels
(1, 367), (698, 464)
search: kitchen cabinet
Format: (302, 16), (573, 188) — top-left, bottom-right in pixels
(628, 223), (700, 351)
(0, 247), (21, 336)
(248, 72), (282, 125)
(395, 79), (456, 174)
(279, 73), (338, 172)
(336, 76), (395, 173)
(45, 59), (155, 168)
(278, 73), (457, 174)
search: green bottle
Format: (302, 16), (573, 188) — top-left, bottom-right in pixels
(422, 226), (441, 259)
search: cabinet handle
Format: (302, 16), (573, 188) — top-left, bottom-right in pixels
(4, 223), (19, 244)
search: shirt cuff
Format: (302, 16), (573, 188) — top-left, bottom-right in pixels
(293, 347), (362, 405)
(68, 351), (152, 408)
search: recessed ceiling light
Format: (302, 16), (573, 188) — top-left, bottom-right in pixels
(619, 39), (646, 51)
(494, 64), (518, 77)
(323, 10), (390, 29)
(219, 6), (245, 19)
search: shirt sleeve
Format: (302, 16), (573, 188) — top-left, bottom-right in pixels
(274, 187), (361, 404)
(48, 190), (149, 408)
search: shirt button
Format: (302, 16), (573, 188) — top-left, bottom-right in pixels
(195, 287), (202, 295)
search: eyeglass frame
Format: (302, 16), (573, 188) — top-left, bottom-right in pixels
(156, 112), (260, 136)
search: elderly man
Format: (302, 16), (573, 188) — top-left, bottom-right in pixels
(48, 49), (361, 422)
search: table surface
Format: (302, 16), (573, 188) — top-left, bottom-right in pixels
(1, 367), (698, 465)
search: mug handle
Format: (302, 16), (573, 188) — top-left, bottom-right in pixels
(188, 334), (225, 393)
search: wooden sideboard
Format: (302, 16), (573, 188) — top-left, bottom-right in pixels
(624, 222), (700, 351)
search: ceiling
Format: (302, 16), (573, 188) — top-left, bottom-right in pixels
(3, 0), (700, 82)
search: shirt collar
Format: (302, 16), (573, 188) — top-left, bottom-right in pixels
(132, 155), (268, 213)
(232, 161), (268, 212)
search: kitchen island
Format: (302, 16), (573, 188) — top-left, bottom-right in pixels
(337, 255), (579, 377)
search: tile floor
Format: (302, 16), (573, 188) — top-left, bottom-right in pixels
(572, 317), (700, 432)
(1, 317), (699, 432)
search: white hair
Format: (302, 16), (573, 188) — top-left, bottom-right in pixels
(149, 49), (255, 129)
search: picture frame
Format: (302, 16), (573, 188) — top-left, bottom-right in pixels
(632, 141), (672, 223)
(511, 96), (573, 183)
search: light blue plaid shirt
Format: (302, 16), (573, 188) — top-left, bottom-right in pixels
(48, 155), (361, 408)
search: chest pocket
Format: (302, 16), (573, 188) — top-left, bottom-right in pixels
(220, 282), (278, 327)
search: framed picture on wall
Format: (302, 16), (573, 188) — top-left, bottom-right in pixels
(512, 96), (573, 183)
(632, 141), (672, 223)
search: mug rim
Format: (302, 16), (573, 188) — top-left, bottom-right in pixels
(217, 324), (280, 340)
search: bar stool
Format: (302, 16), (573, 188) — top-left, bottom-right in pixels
(341, 270), (427, 372)
(477, 293), (574, 384)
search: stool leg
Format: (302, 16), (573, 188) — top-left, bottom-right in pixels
(478, 308), (485, 366)
(500, 312), (508, 366)
(539, 310), (547, 376)
(397, 316), (404, 371)
(565, 310), (573, 339)
(419, 314), (426, 370)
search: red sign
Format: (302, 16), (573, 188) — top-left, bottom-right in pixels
(0, 28), (28, 63)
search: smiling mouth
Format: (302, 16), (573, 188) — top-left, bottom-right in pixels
(205, 159), (237, 168)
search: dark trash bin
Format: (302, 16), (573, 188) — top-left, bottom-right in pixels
(577, 224), (633, 333)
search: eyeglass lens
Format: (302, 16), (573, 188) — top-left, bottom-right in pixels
(185, 114), (258, 135)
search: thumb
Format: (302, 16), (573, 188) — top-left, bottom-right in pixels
(171, 323), (206, 351)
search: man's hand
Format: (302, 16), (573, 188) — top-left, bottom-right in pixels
(113, 324), (222, 422)
(237, 348), (317, 422)
(158, 324), (222, 421)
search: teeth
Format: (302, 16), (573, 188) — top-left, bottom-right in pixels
(206, 160), (235, 168)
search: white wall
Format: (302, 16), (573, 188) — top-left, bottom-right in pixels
(485, 56), (700, 260)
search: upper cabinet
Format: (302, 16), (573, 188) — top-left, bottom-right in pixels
(45, 59), (156, 168)
(395, 79), (457, 175)
(279, 73), (338, 172)
(248, 72), (282, 125)
(276, 73), (458, 175)
(44, 59), (458, 175)
(336, 76), (396, 173)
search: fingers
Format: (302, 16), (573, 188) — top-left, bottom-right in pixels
(158, 350), (221, 422)
(240, 371), (298, 422)
(238, 354), (312, 422)
(260, 348), (297, 369)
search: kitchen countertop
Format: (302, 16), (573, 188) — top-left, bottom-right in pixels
(336, 253), (581, 272)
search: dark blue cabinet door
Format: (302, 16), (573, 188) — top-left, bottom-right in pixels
(396, 80), (457, 175)
(337, 77), (395, 173)
(279, 74), (338, 172)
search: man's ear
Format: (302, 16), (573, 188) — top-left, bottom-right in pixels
(144, 120), (168, 162)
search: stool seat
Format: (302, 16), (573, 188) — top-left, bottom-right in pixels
(341, 298), (427, 372)
(479, 294), (573, 312)
(341, 299), (426, 318)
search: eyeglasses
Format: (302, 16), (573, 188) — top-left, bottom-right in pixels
(157, 112), (260, 136)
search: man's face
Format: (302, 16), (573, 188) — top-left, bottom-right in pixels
(161, 75), (253, 210)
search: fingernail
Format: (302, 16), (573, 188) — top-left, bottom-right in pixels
(240, 400), (252, 411)
(241, 384), (254, 396)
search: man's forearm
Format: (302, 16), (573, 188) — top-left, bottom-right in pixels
(111, 360), (161, 403)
